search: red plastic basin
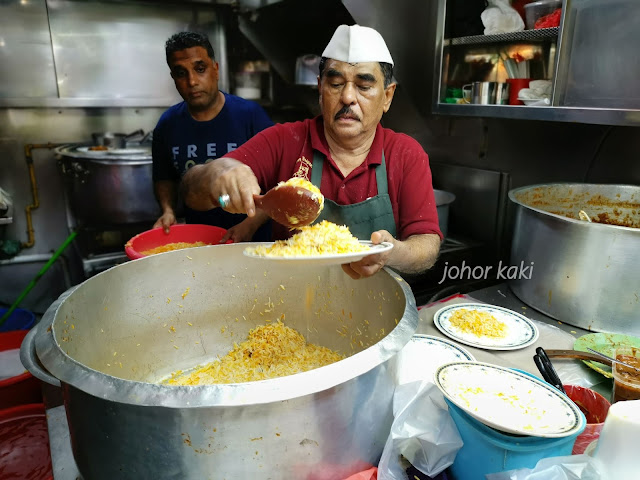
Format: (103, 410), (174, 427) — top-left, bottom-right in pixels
(125, 224), (232, 260)
(0, 403), (53, 479)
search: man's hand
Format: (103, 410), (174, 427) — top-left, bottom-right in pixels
(220, 211), (269, 243)
(342, 231), (441, 280)
(153, 181), (177, 233)
(342, 231), (395, 280)
(182, 158), (261, 217)
(153, 210), (177, 234)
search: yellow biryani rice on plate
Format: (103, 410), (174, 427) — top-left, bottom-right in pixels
(163, 320), (344, 385)
(245, 220), (369, 258)
(434, 303), (539, 351)
(448, 308), (508, 339)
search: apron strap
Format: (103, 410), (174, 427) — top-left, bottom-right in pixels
(310, 150), (324, 187)
(375, 152), (388, 195)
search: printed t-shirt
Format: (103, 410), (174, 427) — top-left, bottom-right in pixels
(152, 92), (273, 234)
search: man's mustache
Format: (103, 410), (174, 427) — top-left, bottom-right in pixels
(334, 106), (360, 121)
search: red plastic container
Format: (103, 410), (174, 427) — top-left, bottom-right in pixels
(507, 78), (531, 105)
(125, 224), (232, 260)
(0, 330), (42, 410)
(0, 403), (53, 479)
(565, 384), (611, 455)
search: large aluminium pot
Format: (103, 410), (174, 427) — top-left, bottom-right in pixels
(509, 183), (640, 335)
(56, 144), (160, 225)
(21, 243), (418, 480)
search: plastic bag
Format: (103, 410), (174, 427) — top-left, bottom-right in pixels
(0, 187), (12, 214)
(485, 454), (605, 480)
(378, 381), (463, 480)
(481, 0), (525, 35)
(0, 348), (25, 380)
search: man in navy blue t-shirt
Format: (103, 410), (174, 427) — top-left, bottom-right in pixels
(152, 31), (273, 241)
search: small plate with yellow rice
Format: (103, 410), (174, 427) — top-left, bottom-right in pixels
(433, 303), (539, 350)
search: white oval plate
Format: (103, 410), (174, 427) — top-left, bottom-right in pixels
(396, 334), (475, 385)
(243, 241), (393, 266)
(433, 303), (539, 351)
(435, 361), (585, 438)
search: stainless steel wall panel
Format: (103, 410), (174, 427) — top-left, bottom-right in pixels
(0, 0), (58, 98)
(556, 0), (640, 109)
(0, 0), (229, 105)
(0, 107), (164, 311)
(47, 1), (193, 101)
(430, 163), (506, 246)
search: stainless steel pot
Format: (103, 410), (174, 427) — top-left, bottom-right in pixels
(434, 189), (456, 237)
(22, 243), (418, 479)
(57, 144), (160, 225)
(509, 183), (640, 335)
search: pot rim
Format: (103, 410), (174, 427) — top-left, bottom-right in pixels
(508, 182), (640, 232)
(55, 144), (151, 163)
(34, 260), (418, 409)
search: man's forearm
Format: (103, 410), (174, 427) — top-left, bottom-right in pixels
(387, 233), (441, 274)
(181, 158), (241, 211)
(180, 158), (261, 214)
(181, 163), (217, 211)
(154, 180), (177, 213)
(243, 209), (270, 229)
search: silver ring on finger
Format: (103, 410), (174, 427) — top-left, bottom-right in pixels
(218, 194), (230, 208)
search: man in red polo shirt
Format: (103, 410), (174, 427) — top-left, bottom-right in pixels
(182, 24), (442, 279)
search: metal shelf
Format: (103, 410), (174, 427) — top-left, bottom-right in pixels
(432, 103), (640, 127)
(445, 27), (559, 46)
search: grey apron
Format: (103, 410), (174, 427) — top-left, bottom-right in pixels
(310, 149), (397, 240)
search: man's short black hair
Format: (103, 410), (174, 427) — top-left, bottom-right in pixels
(318, 57), (394, 88)
(165, 32), (215, 64)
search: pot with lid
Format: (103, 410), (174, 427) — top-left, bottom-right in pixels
(56, 144), (159, 226)
(21, 243), (418, 479)
(508, 183), (640, 336)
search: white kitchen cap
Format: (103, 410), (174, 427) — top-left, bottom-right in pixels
(322, 24), (394, 66)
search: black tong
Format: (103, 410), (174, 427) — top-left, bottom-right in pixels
(533, 347), (566, 394)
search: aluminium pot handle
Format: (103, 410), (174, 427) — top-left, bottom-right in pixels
(19, 324), (61, 387)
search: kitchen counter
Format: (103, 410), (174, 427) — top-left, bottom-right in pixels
(44, 282), (612, 480)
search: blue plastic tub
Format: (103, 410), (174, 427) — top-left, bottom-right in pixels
(0, 307), (36, 332)
(446, 398), (585, 480)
